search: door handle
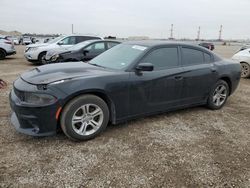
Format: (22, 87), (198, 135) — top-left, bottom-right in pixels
(174, 76), (183, 80)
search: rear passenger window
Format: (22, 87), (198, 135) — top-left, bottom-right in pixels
(141, 47), (179, 69)
(107, 42), (119, 49)
(182, 48), (204, 65)
(204, 53), (211, 63)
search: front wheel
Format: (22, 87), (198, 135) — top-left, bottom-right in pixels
(0, 49), (6, 60)
(240, 62), (250, 78)
(38, 52), (47, 65)
(207, 80), (229, 110)
(60, 95), (109, 141)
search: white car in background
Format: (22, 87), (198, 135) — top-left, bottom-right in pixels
(0, 36), (16, 60)
(24, 35), (102, 64)
(232, 48), (250, 78)
(22, 36), (32, 45)
(12, 38), (19, 45)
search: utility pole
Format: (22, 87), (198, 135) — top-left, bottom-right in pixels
(71, 24), (74, 34)
(169, 24), (174, 40)
(196, 26), (201, 41)
(219, 25), (223, 41)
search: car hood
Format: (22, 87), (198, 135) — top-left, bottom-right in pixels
(21, 62), (111, 85)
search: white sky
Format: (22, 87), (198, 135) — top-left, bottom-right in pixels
(0, 0), (249, 39)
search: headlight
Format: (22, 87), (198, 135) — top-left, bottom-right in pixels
(51, 54), (59, 61)
(23, 92), (57, 105)
(28, 47), (38, 52)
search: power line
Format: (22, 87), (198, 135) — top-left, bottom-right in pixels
(196, 26), (201, 41)
(219, 25), (223, 41)
(169, 24), (174, 40)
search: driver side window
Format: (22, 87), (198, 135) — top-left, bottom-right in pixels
(141, 47), (179, 70)
(60, 36), (77, 45)
(85, 42), (105, 53)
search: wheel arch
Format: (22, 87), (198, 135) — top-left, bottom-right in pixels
(219, 76), (232, 95)
(59, 89), (116, 125)
(0, 48), (7, 55)
(240, 61), (250, 66)
(38, 51), (47, 58)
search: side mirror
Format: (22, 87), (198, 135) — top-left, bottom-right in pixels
(136, 63), (154, 72)
(57, 41), (63, 45)
(83, 50), (89, 56)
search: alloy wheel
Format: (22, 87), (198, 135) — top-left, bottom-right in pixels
(212, 85), (227, 107)
(241, 63), (250, 77)
(41, 54), (47, 64)
(71, 104), (104, 136)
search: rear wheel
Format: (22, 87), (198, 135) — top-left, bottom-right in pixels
(38, 52), (47, 65)
(60, 95), (109, 141)
(240, 62), (250, 78)
(207, 80), (229, 110)
(0, 49), (6, 60)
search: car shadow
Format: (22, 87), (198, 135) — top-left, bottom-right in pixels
(8, 106), (210, 144)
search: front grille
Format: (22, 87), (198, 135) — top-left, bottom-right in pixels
(14, 87), (25, 101)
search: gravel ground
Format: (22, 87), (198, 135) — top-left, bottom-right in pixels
(0, 45), (249, 187)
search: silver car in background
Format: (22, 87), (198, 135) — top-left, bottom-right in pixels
(0, 36), (16, 60)
(232, 48), (250, 78)
(24, 34), (102, 64)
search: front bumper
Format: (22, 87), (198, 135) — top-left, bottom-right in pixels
(10, 112), (55, 136)
(9, 84), (60, 137)
(24, 51), (39, 61)
(6, 50), (16, 56)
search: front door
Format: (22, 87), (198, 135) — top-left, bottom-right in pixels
(82, 42), (106, 61)
(129, 46), (185, 116)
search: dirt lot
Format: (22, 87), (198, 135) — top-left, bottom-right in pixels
(0, 45), (250, 187)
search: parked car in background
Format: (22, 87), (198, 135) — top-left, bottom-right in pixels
(236, 44), (250, 52)
(45, 40), (120, 63)
(24, 35), (102, 64)
(22, 36), (32, 45)
(12, 37), (19, 45)
(0, 36), (16, 60)
(10, 41), (241, 140)
(199, 42), (215, 51)
(232, 49), (250, 78)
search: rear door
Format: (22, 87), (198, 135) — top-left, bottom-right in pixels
(180, 46), (218, 104)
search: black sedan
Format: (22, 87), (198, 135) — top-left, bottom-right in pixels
(45, 40), (120, 63)
(9, 41), (241, 141)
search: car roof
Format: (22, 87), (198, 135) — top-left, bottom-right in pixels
(124, 40), (205, 48)
(123, 40), (222, 60)
(77, 39), (122, 44)
(62, 34), (103, 39)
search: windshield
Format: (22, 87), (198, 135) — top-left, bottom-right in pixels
(47, 36), (65, 44)
(89, 44), (147, 70)
(69, 41), (92, 51)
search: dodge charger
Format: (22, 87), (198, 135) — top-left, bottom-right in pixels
(9, 41), (241, 141)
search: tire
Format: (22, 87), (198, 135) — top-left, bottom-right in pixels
(60, 95), (109, 141)
(207, 80), (229, 110)
(240, 62), (250, 78)
(0, 49), (6, 60)
(38, 52), (47, 65)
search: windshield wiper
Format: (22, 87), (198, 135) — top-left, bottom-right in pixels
(89, 63), (106, 68)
